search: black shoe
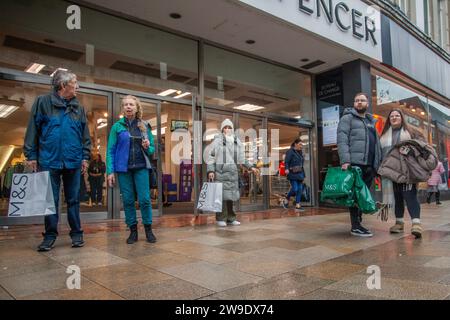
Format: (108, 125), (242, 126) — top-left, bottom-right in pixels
(163, 202), (172, 207)
(350, 226), (373, 237)
(71, 234), (85, 248)
(144, 224), (157, 243)
(127, 224), (138, 244)
(37, 238), (55, 252)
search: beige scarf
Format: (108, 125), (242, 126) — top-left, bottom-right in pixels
(379, 127), (411, 211)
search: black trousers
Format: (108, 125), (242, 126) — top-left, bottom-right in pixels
(393, 182), (420, 220)
(349, 165), (375, 228)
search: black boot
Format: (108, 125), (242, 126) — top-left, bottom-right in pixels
(127, 224), (138, 244)
(144, 224), (157, 243)
(436, 191), (442, 205)
(426, 192), (432, 204)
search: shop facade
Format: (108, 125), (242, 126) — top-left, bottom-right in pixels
(0, 0), (449, 225)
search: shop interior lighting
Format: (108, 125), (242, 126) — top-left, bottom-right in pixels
(420, 111), (425, 115)
(411, 108), (416, 112)
(0, 104), (19, 118)
(152, 126), (166, 136)
(174, 92), (191, 99)
(157, 89), (177, 96)
(272, 146), (290, 150)
(295, 115), (302, 119)
(50, 68), (68, 77)
(25, 63), (45, 74)
(233, 104), (264, 112)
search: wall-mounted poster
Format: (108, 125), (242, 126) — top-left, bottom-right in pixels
(322, 106), (340, 146)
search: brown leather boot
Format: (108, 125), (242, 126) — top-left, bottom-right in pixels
(389, 221), (404, 234)
(411, 223), (422, 239)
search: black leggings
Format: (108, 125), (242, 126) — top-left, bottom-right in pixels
(393, 182), (420, 220)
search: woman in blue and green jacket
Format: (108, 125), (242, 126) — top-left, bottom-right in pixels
(106, 95), (156, 244)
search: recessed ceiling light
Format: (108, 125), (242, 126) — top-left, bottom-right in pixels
(43, 39), (55, 44)
(245, 40), (255, 44)
(300, 58), (309, 62)
(174, 92), (191, 99)
(233, 104), (264, 111)
(157, 89), (177, 96)
(0, 104), (19, 118)
(25, 63), (45, 74)
(50, 67), (68, 77)
(170, 13), (182, 19)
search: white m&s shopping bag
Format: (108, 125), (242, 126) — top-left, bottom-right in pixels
(8, 171), (56, 217)
(197, 182), (223, 212)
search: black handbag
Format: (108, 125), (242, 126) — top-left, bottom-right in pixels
(301, 183), (311, 202)
(149, 167), (157, 189)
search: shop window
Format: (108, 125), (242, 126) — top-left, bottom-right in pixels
(428, 98), (450, 187)
(372, 73), (430, 192)
(0, 0), (198, 99)
(372, 74), (429, 140)
(204, 45), (312, 121)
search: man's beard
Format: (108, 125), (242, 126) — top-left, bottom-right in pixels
(356, 106), (367, 114)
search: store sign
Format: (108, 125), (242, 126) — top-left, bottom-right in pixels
(171, 120), (189, 132)
(318, 81), (341, 100)
(238, 0), (382, 61)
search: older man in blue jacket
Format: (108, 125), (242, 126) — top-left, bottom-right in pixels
(23, 70), (91, 251)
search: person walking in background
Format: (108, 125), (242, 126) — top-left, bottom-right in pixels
(337, 93), (382, 237)
(23, 69), (91, 251)
(282, 138), (305, 211)
(88, 153), (106, 206)
(106, 95), (156, 244)
(427, 160), (445, 206)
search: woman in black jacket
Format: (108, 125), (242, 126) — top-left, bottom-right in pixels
(282, 138), (305, 211)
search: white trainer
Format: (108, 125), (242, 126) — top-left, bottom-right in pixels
(216, 221), (227, 227)
(228, 220), (241, 226)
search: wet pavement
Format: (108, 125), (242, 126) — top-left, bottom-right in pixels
(1, 202), (450, 300)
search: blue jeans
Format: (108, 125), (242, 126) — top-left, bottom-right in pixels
(286, 180), (303, 204)
(41, 167), (83, 240)
(117, 168), (152, 227)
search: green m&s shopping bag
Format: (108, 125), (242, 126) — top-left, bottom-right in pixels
(320, 166), (355, 201)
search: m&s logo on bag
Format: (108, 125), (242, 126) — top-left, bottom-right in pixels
(197, 183), (209, 209)
(8, 175), (28, 217)
(324, 184), (337, 191)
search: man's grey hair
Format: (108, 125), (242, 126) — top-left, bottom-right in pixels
(51, 69), (76, 91)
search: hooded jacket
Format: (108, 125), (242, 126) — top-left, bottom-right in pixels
(378, 139), (438, 184)
(23, 92), (91, 169)
(337, 107), (382, 170)
(206, 119), (251, 201)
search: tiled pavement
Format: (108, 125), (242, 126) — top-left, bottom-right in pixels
(1, 203), (450, 300)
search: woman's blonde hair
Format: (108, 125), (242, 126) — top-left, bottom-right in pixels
(121, 95), (147, 133)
